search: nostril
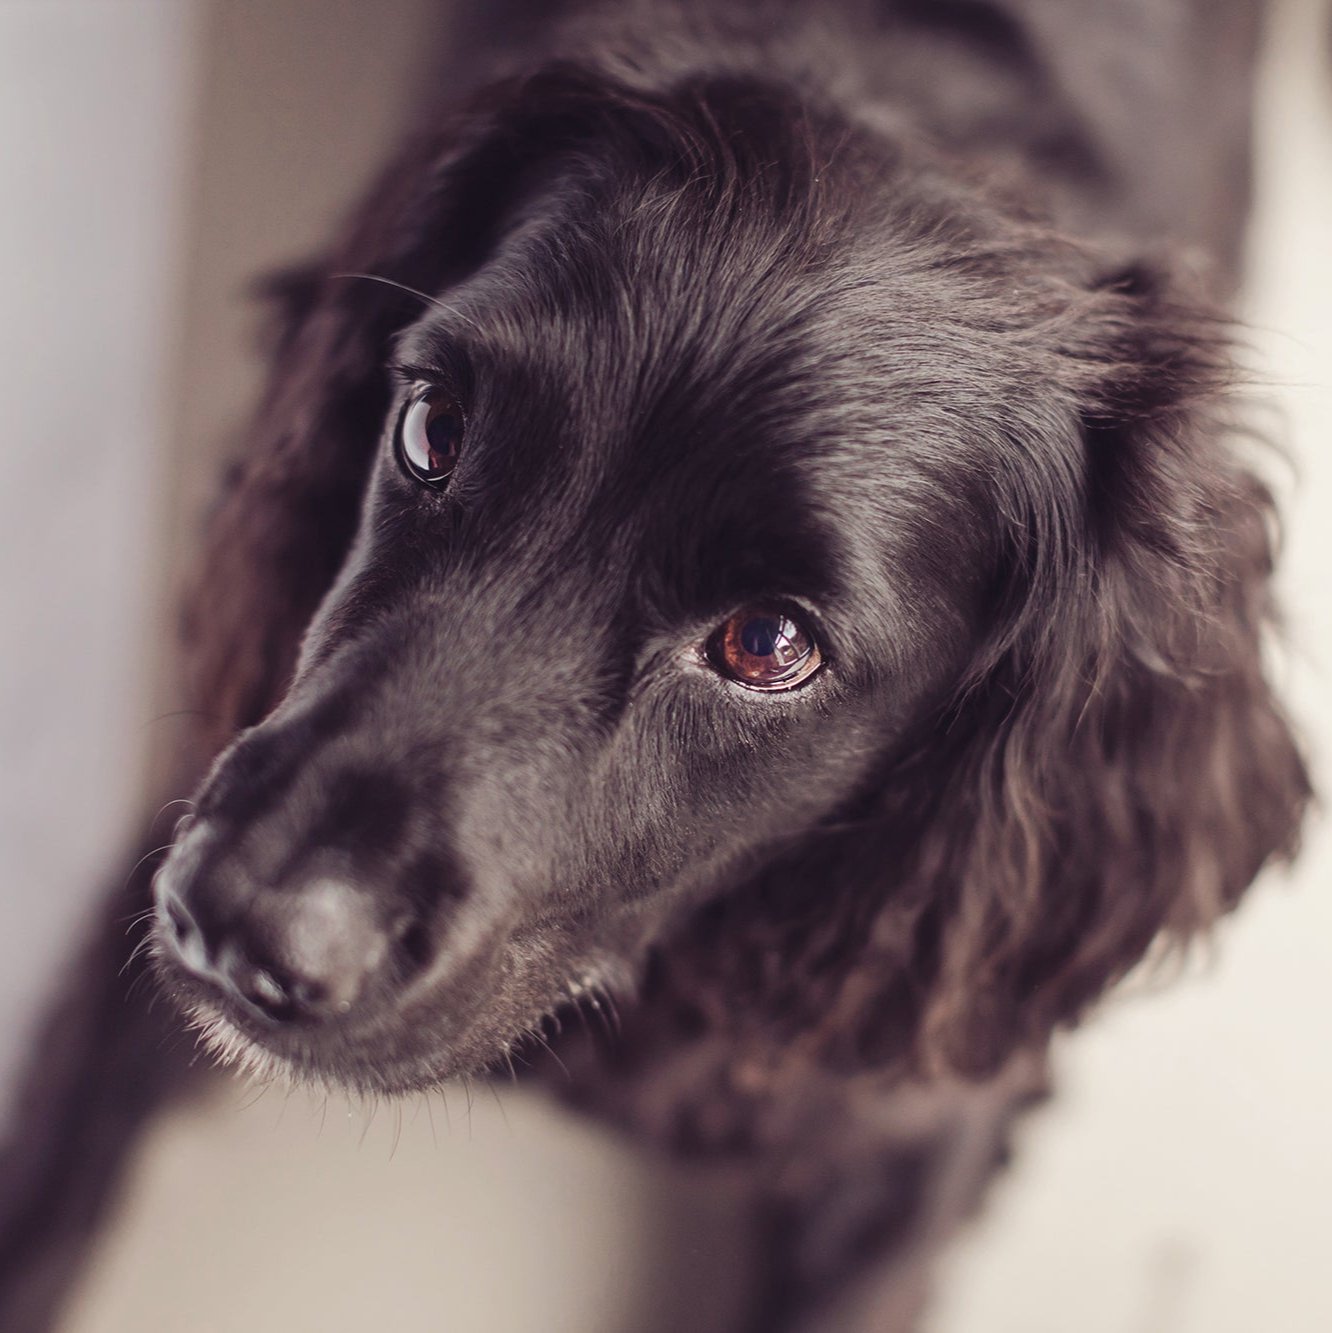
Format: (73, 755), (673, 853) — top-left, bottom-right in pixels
(232, 963), (297, 1023)
(156, 864), (390, 1026)
(219, 880), (387, 1025)
(286, 977), (349, 1014)
(228, 957), (350, 1024)
(165, 897), (194, 944)
(156, 880), (209, 972)
(395, 920), (434, 976)
(227, 955), (361, 1025)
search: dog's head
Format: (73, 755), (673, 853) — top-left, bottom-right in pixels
(153, 64), (1307, 1093)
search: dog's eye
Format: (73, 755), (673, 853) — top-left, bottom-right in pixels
(398, 387), (464, 485)
(707, 607), (823, 691)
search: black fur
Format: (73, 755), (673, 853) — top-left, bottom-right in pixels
(0, 3), (1310, 1331)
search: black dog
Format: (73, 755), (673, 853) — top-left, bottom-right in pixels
(0, 2), (1310, 1330)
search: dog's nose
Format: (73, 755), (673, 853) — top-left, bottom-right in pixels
(159, 874), (389, 1025)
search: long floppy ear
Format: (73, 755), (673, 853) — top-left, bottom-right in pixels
(178, 65), (613, 754)
(904, 261), (1311, 1075)
(178, 59), (725, 755)
(179, 95), (530, 754)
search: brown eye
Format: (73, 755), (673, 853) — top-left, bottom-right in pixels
(398, 387), (464, 485)
(708, 606), (824, 691)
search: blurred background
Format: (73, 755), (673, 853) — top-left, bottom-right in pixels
(1, 2), (1328, 1330)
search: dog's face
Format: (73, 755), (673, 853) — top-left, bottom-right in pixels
(155, 80), (995, 1089)
(154, 70), (1306, 1091)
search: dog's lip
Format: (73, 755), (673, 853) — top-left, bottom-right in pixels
(152, 938), (547, 1092)
(163, 983), (450, 1092)
(191, 1003), (453, 1095)
(179, 990), (538, 1095)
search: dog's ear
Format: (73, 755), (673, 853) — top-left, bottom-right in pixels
(177, 69), (605, 754)
(177, 61), (722, 754)
(899, 261), (1310, 1076)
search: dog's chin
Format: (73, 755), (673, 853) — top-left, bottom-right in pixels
(153, 944), (577, 1097)
(173, 993), (529, 1097)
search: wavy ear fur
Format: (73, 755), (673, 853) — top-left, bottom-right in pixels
(909, 260), (1310, 1074)
(180, 67), (609, 751)
(180, 119), (495, 750)
(179, 59), (791, 752)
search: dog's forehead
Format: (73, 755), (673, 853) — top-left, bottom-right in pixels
(400, 196), (825, 427)
(385, 122), (1022, 626)
(412, 193), (839, 408)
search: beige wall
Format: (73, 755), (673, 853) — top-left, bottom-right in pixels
(0, 0), (198, 1119)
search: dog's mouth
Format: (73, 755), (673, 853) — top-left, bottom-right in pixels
(158, 966), (546, 1095)
(151, 896), (619, 1096)
(181, 1004), (495, 1096)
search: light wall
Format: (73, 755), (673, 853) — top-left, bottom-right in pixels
(0, 0), (199, 1120)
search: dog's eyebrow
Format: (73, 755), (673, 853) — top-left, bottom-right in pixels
(390, 344), (473, 396)
(391, 361), (444, 386)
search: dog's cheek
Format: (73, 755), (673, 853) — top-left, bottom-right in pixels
(569, 685), (871, 892)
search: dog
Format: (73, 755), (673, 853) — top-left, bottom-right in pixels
(0, 2), (1311, 1330)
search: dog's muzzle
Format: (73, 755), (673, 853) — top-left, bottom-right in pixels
(155, 861), (394, 1026)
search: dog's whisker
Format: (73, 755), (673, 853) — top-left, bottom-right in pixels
(121, 841), (178, 892)
(461, 1076), (476, 1139)
(276, 1082), (298, 1130)
(119, 934), (155, 980)
(149, 797), (197, 835)
(358, 1093), (380, 1148)
(141, 709), (219, 733)
(237, 1080), (272, 1113)
(485, 1080), (510, 1132)
(527, 1030), (571, 1083)
(330, 272), (484, 335)
(121, 950), (156, 992)
(592, 984), (622, 1036)
(119, 905), (158, 931)
(423, 1091), (438, 1148)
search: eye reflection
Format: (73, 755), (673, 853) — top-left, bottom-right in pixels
(398, 387), (464, 485)
(708, 606), (823, 691)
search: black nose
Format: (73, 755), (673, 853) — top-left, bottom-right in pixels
(158, 874), (390, 1025)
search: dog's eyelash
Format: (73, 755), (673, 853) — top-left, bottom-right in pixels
(391, 358), (474, 418)
(391, 361), (444, 388)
